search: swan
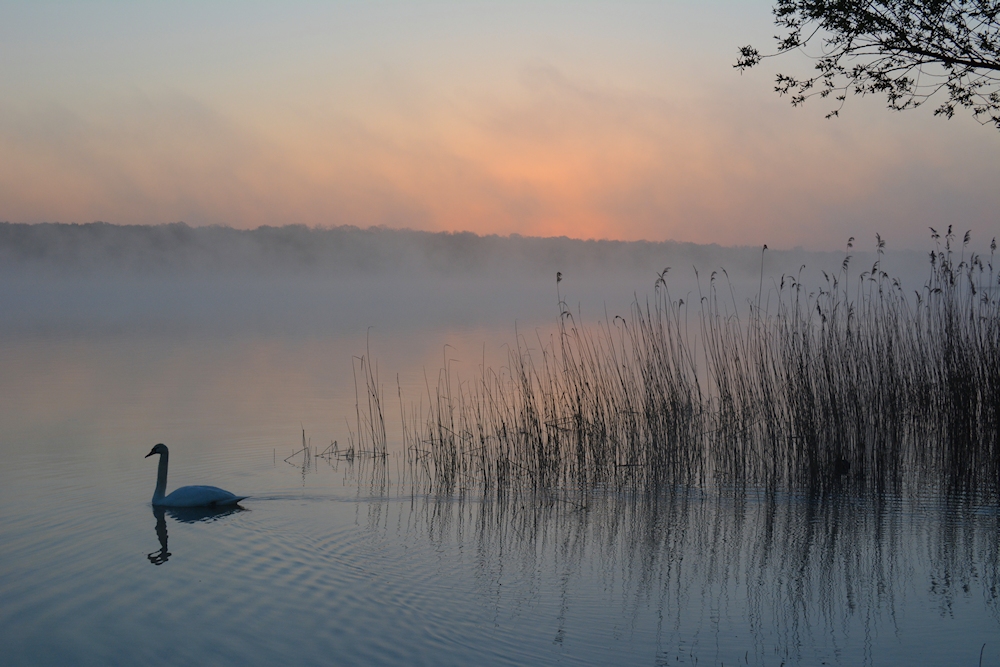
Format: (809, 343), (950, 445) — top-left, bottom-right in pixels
(145, 443), (246, 507)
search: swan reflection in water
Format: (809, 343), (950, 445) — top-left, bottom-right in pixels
(147, 505), (246, 565)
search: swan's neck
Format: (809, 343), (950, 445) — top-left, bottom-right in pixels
(153, 452), (169, 504)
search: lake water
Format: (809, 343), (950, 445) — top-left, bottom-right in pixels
(2, 269), (999, 666)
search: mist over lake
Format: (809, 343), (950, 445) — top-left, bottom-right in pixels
(1, 222), (998, 666)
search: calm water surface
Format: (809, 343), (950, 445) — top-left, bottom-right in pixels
(2, 326), (999, 666)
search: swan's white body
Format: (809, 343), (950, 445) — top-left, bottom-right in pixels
(145, 443), (246, 508)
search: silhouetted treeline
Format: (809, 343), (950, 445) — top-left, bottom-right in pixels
(0, 221), (893, 281)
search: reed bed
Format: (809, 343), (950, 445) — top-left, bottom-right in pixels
(402, 231), (1000, 500)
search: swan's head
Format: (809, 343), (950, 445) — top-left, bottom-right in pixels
(145, 443), (168, 458)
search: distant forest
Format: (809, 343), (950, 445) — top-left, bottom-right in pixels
(0, 221), (835, 279)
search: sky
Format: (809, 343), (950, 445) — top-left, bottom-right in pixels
(1, 1), (998, 251)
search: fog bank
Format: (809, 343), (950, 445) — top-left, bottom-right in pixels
(0, 222), (959, 337)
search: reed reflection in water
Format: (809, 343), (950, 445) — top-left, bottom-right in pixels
(369, 480), (1000, 666)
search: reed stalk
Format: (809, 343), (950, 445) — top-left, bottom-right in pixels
(401, 231), (1000, 500)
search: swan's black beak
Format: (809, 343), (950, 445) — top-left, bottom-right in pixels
(145, 449), (157, 458)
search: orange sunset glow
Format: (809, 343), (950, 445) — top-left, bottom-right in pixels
(2, 2), (998, 249)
